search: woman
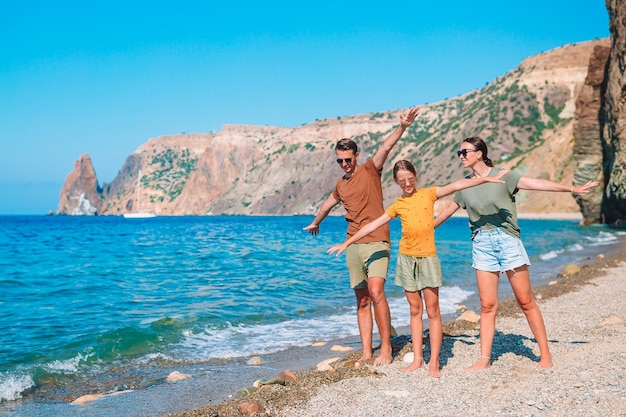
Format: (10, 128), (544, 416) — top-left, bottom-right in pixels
(329, 160), (506, 377)
(434, 137), (598, 371)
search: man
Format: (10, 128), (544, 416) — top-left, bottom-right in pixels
(303, 106), (420, 365)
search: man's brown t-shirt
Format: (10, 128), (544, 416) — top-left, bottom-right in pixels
(332, 158), (390, 244)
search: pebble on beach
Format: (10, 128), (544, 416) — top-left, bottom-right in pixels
(456, 309), (480, 323)
(560, 263), (581, 276)
(316, 357), (340, 371)
(238, 399), (264, 415)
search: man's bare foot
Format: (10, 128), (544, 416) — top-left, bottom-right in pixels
(373, 353), (392, 366)
(428, 363), (441, 378)
(535, 357), (553, 370)
(401, 357), (425, 373)
(465, 356), (490, 372)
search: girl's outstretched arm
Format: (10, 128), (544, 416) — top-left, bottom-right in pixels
(328, 213), (392, 256)
(434, 200), (460, 229)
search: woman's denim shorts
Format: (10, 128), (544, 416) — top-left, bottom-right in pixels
(471, 228), (530, 272)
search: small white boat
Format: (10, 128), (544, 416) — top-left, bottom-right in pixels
(124, 170), (156, 219)
(123, 211), (156, 219)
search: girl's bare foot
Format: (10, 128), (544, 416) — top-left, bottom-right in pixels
(465, 356), (490, 372)
(401, 357), (425, 373)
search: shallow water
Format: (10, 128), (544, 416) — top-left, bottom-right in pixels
(0, 215), (623, 416)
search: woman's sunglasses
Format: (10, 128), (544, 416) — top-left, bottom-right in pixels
(456, 149), (478, 157)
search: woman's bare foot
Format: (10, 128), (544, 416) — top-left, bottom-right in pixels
(428, 363), (441, 378)
(465, 356), (490, 372)
(535, 356), (553, 370)
(401, 357), (425, 373)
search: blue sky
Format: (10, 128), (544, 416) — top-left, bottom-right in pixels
(0, 1), (610, 214)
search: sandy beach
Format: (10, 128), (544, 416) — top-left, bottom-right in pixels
(170, 244), (626, 417)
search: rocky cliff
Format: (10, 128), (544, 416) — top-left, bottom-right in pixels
(573, 44), (610, 224)
(58, 39), (616, 219)
(602, 0), (626, 225)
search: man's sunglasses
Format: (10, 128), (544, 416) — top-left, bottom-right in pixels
(456, 149), (478, 157)
(336, 158), (353, 164)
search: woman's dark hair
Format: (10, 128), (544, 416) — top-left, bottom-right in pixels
(463, 136), (493, 167)
(392, 160), (418, 181)
(335, 138), (358, 153)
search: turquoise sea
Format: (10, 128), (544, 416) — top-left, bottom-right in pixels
(0, 215), (624, 416)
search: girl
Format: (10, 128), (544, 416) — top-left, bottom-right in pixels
(328, 160), (506, 377)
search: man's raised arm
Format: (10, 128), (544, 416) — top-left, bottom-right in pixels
(372, 106), (420, 170)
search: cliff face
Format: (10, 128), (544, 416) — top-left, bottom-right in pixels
(602, 0), (626, 225)
(573, 45), (611, 224)
(58, 39), (615, 218)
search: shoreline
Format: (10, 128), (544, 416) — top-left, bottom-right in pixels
(169, 245), (626, 416)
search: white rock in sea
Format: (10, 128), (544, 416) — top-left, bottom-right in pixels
(312, 341), (326, 347)
(71, 394), (103, 405)
(331, 344), (353, 352)
(247, 356), (263, 365)
(166, 371), (191, 382)
(402, 352), (414, 363)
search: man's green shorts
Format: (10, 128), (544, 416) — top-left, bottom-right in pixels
(345, 241), (390, 289)
(394, 253), (442, 292)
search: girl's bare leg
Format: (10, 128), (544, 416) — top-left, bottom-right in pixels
(423, 287), (442, 377)
(402, 290), (425, 372)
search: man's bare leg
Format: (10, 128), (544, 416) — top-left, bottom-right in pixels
(354, 287), (373, 361)
(368, 277), (392, 365)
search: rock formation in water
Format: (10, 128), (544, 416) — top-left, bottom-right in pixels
(602, 0), (626, 225)
(57, 154), (103, 215)
(573, 45), (610, 224)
